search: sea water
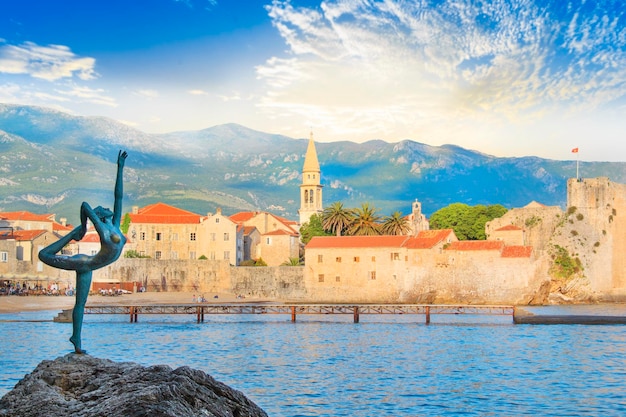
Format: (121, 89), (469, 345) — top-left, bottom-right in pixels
(1, 308), (626, 416)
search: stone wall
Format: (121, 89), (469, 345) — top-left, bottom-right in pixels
(95, 259), (307, 300)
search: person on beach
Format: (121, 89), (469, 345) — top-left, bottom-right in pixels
(38, 150), (128, 354)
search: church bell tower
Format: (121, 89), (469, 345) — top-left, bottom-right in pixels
(299, 132), (323, 225)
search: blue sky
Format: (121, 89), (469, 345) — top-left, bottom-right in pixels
(1, 0), (625, 162)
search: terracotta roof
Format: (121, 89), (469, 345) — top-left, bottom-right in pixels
(306, 235), (409, 249)
(501, 246), (533, 258)
(495, 224), (523, 232)
(264, 229), (298, 237)
(404, 229), (456, 249)
(129, 202), (201, 224)
(0, 211), (55, 222)
(242, 226), (258, 236)
(0, 229), (48, 241)
(53, 222), (74, 232)
(80, 232), (101, 243)
(230, 211), (298, 234)
(229, 211), (258, 223)
(445, 240), (505, 251)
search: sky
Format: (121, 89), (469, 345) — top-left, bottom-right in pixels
(1, 0), (625, 162)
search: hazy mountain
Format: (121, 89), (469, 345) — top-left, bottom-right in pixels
(1, 103), (625, 226)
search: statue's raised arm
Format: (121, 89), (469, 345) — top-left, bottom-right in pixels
(113, 150), (127, 227)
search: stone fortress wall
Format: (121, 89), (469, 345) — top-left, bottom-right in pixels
(86, 177), (626, 304)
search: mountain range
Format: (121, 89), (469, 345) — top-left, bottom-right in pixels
(1, 103), (625, 226)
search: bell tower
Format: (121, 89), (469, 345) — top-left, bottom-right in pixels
(299, 132), (323, 225)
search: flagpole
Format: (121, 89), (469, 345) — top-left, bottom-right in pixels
(576, 151), (579, 180)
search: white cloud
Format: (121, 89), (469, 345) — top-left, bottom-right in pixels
(188, 89), (208, 95)
(57, 85), (117, 107)
(0, 41), (97, 81)
(258, 0), (626, 144)
(133, 89), (160, 99)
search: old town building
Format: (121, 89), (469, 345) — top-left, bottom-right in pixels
(128, 203), (242, 265)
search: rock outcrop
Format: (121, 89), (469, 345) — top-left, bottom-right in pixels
(0, 354), (268, 417)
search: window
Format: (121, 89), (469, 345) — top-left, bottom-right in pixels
(371, 256), (376, 262)
(171, 251), (178, 259)
(0, 251), (7, 262)
(354, 256), (360, 262)
(211, 233), (216, 241)
(318, 274), (325, 282)
(335, 276), (340, 282)
(190, 233), (196, 241)
(140, 232), (146, 241)
(172, 233), (178, 241)
(391, 252), (400, 261)
(156, 232), (162, 241)
(318, 254), (323, 263)
(155, 251), (162, 260)
(224, 251), (230, 260)
(336, 257), (341, 263)
(90, 250), (97, 256)
(266, 237), (271, 245)
(369, 271), (376, 280)
(216, 218), (220, 223)
(224, 233), (229, 241)
(189, 251), (196, 260)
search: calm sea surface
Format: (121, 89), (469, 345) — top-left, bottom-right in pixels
(2, 306), (626, 416)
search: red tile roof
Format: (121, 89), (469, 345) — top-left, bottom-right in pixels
(0, 211), (55, 222)
(0, 229), (48, 241)
(404, 229), (455, 249)
(230, 211), (298, 234)
(306, 235), (409, 249)
(229, 211), (258, 223)
(264, 229), (298, 237)
(242, 226), (258, 235)
(53, 222), (74, 232)
(501, 246), (533, 258)
(129, 202), (202, 224)
(495, 224), (523, 232)
(445, 240), (505, 251)
(80, 232), (101, 243)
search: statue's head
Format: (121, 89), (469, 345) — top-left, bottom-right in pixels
(94, 206), (114, 222)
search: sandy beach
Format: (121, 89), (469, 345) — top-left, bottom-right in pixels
(0, 291), (269, 314)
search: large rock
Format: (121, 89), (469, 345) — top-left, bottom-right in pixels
(0, 354), (268, 417)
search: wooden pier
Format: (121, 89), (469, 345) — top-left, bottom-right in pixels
(55, 304), (516, 324)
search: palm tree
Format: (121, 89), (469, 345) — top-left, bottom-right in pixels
(322, 202), (355, 236)
(381, 211), (411, 235)
(349, 203), (381, 236)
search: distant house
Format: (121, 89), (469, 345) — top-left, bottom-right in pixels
(0, 211), (73, 234)
(127, 203), (241, 264)
(489, 224), (525, 246)
(0, 228), (57, 276)
(230, 211), (300, 266)
(304, 230), (457, 302)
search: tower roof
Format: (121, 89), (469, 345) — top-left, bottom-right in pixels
(302, 132), (320, 173)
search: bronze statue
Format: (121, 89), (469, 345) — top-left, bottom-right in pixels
(39, 150), (128, 353)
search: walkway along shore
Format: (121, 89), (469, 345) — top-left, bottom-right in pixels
(51, 303), (626, 325)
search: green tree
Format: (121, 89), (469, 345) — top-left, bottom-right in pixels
(429, 203), (508, 240)
(281, 257), (302, 266)
(300, 213), (332, 244)
(322, 202), (355, 236)
(349, 203), (381, 236)
(381, 211), (411, 235)
(121, 213), (131, 234)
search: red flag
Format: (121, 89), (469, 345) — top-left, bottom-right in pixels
(571, 148), (579, 153)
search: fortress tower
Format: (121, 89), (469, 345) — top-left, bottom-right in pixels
(299, 132), (323, 225)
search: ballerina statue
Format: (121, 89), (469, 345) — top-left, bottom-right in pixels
(39, 150), (128, 354)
